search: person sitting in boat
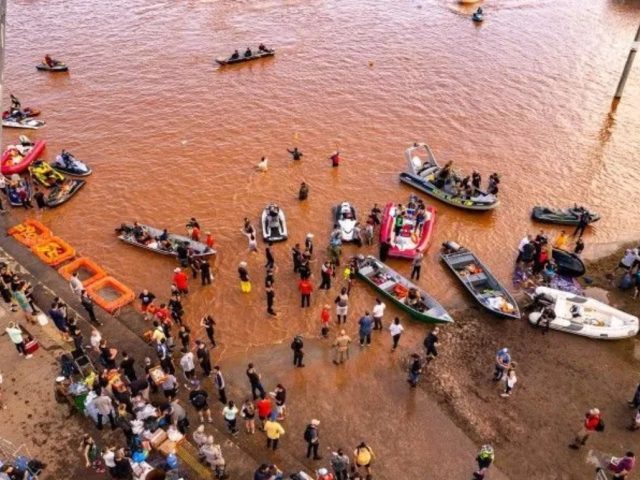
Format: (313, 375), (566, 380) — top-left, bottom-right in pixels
(435, 161), (453, 188)
(158, 229), (169, 242)
(407, 288), (420, 307)
(258, 44), (270, 52)
(244, 47), (253, 58)
(471, 171), (481, 189)
(10, 94), (21, 113)
(43, 54), (58, 67)
(132, 222), (152, 244)
(570, 304), (582, 319)
(230, 50), (240, 60)
(476, 7), (483, 15)
(487, 178), (499, 196)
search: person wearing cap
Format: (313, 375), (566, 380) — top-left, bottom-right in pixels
(569, 407), (602, 449)
(304, 419), (322, 460)
(493, 348), (511, 381)
(332, 330), (351, 365)
(264, 413), (285, 450)
(172, 268), (189, 295)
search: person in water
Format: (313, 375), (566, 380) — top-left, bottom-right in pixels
(330, 151), (341, 167)
(244, 47), (252, 58)
(298, 182), (309, 200)
(288, 147), (303, 161)
(230, 50), (240, 60)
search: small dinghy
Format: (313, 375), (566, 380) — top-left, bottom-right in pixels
(216, 49), (275, 66)
(6, 176), (31, 207)
(380, 196), (435, 260)
(45, 179), (86, 207)
(29, 160), (64, 187)
(1, 138), (46, 175)
(261, 203), (288, 242)
(52, 151), (92, 176)
(441, 241), (520, 318)
(36, 62), (68, 72)
(528, 286), (639, 340)
(334, 202), (358, 242)
(356, 255), (453, 324)
(399, 143), (498, 211)
(531, 205), (600, 226)
(115, 223), (215, 257)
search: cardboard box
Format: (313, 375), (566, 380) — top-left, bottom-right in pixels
(148, 429), (167, 449)
(157, 439), (177, 456)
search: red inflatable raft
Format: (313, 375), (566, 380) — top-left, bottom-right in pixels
(1, 139), (46, 175)
(380, 199), (435, 260)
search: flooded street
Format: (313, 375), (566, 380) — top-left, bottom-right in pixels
(2, 0), (640, 476)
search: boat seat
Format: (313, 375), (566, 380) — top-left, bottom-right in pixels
(466, 272), (487, 284)
(359, 266), (374, 276)
(378, 280), (397, 292)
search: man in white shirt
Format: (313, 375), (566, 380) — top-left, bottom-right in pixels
(389, 317), (404, 351)
(180, 349), (196, 384)
(69, 272), (83, 296)
(93, 391), (116, 430)
(372, 298), (386, 331)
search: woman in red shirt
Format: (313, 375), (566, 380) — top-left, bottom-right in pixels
(172, 268), (189, 294)
(569, 408), (601, 449)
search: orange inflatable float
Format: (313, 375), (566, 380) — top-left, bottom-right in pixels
(87, 276), (135, 313)
(58, 257), (106, 287)
(31, 236), (76, 266)
(8, 219), (52, 247)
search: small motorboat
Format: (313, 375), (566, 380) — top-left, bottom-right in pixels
(399, 143), (498, 211)
(29, 160), (64, 187)
(441, 241), (520, 319)
(552, 248), (586, 278)
(216, 49), (275, 66)
(356, 255), (453, 324)
(115, 223), (215, 257)
(334, 202), (358, 242)
(528, 286), (639, 340)
(261, 203), (288, 242)
(379, 196), (435, 260)
(36, 62), (68, 72)
(1, 138), (46, 175)
(45, 179), (86, 207)
(52, 151), (92, 176)
(1, 117), (45, 129)
(531, 206), (600, 226)
(6, 176), (31, 207)
(472, 8), (484, 22)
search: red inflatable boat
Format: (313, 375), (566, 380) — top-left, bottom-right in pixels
(1, 139), (46, 175)
(380, 199), (435, 259)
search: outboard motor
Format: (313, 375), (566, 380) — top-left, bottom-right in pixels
(442, 240), (461, 254)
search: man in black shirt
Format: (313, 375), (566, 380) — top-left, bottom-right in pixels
(424, 327), (439, 363)
(120, 352), (137, 381)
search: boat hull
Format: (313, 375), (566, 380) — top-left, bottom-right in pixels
(216, 50), (275, 66)
(116, 223), (215, 257)
(441, 244), (520, 319)
(356, 255), (453, 324)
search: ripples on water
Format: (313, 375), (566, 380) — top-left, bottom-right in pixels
(2, 0), (640, 351)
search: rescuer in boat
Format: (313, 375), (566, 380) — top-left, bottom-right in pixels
(43, 54), (59, 68)
(132, 222), (152, 244)
(230, 50), (240, 60)
(434, 161), (452, 188)
(244, 47), (253, 58)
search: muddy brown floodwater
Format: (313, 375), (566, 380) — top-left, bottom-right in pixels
(2, 0), (640, 477)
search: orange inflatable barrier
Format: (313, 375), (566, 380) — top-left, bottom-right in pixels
(58, 257), (107, 287)
(8, 219), (52, 247)
(87, 276), (135, 313)
(31, 236), (76, 266)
